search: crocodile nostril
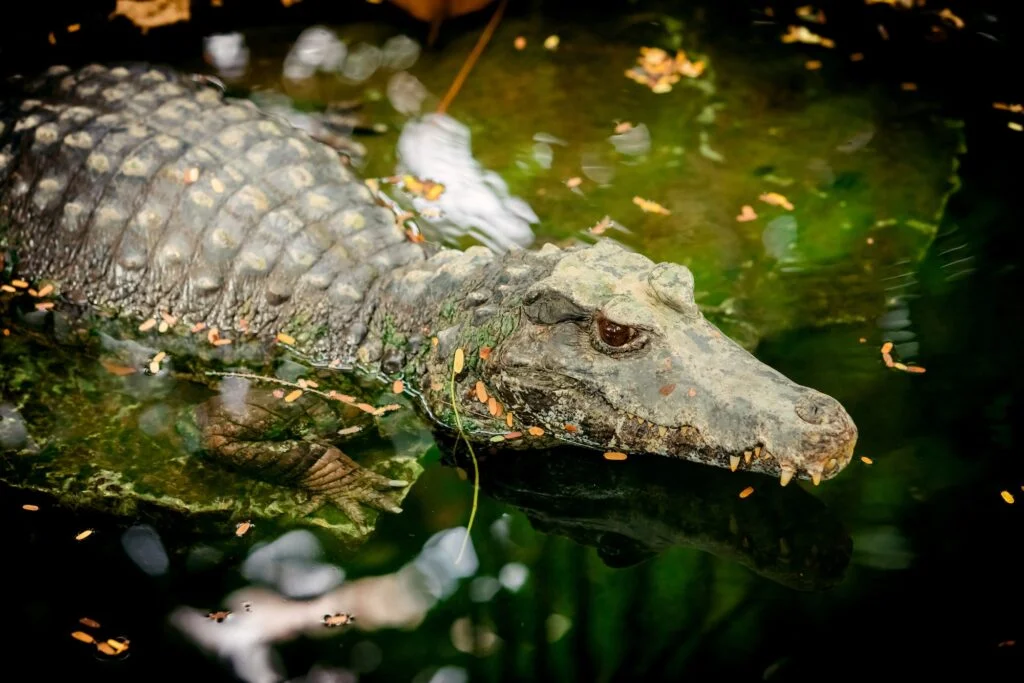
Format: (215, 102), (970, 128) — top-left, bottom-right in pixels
(795, 393), (841, 426)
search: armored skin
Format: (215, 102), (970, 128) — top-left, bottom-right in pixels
(0, 63), (858, 522)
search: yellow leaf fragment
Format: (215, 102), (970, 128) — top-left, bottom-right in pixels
(603, 451), (628, 461)
(79, 617), (101, 628)
(938, 8), (964, 29)
(861, 456), (874, 465)
(71, 631), (96, 644)
(138, 318), (157, 332)
(739, 486), (755, 499)
(453, 348), (465, 374)
(276, 332), (296, 345)
(75, 529), (94, 541)
(759, 192), (794, 210)
(475, 381), (488, 403)
(632, 196), (671, 215)
(22, 504), (40, 511)
(527, 426), (544, 436)
(544, 35), (560, 50)
(781, 24), (835, 48)
(392, 379), (405, 393)
(1000, 490), (1015, 504)
(105, 638), (129, 654)
(284, 389), (303, 403)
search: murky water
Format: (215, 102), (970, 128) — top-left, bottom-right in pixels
(3, 1), (1023, 681)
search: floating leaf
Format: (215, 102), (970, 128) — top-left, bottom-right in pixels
(759, 192), (794, 210)
(633, 196), (671, 215)
(100, 360), (137, 376)
(736, 205), (758, 222)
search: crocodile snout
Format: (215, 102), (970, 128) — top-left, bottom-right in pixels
(794, 392), (847, 427)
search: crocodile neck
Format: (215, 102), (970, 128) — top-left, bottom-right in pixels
(311, 243), (560, 399)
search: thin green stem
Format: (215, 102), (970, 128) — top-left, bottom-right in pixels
(451, 355), (479, 565)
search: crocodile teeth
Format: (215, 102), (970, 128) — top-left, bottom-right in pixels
(754, 445), (762, 458)
(729, 455), (740, 472)
(743, 450), (752, 464)
(811, 471), (822, 486)
(779, 467), (795, 487)
(658, 426), (667, 437)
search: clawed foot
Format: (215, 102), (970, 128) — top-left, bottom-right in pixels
(296, 446), (409, 529)
(190, 385), (409, 529)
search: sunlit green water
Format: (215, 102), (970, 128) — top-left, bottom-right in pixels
(3, 1), (1023, 681)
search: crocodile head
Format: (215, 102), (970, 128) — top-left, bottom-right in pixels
(441, 240), (857, 486)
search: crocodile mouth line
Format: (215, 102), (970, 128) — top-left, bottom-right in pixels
(591, 391), (845, 486)
(488, 376), (849, 485)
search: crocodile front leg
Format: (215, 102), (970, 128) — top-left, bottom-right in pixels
(186, 384), (408, 528)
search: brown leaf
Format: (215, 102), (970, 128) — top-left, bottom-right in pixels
(110, 0), (191, 35)
(100, 360), (137, 376)
(659, 383), (676, 396)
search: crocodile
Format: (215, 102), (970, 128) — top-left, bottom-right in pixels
(0, 62), (858, 525)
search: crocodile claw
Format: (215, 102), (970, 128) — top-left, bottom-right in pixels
(299, 447), (408, 528)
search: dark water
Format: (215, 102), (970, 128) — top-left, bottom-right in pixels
(2, 1), (1024, 681)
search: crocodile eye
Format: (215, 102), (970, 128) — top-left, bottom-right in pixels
(597, 316), (638, 347)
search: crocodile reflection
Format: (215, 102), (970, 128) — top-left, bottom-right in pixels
(442, 441), (852, 591)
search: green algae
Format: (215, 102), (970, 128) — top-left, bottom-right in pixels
(0, 317), (427, 547)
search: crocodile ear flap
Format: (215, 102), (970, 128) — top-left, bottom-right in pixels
(522, 287), (590, 325)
